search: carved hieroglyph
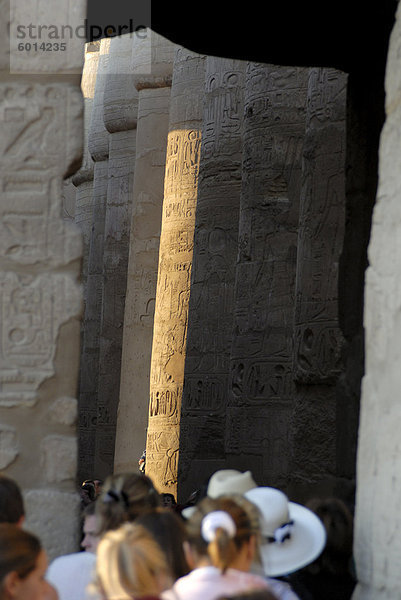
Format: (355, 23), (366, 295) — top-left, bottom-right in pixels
(115, 32), (175, 473)
(145, 48), (206, 495)
(227, 64), (308, 488)
(290, 68), (347, 494)
(0, 0), (85, 560)
(178, 56), (246, 496)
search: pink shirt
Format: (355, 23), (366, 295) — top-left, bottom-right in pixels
(161, 566), (298, 600)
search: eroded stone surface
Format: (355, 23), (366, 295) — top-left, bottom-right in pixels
(49, 397), (78, 426)
(41, 435), (77, 483)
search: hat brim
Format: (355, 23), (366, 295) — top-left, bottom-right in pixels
(258, 501), (326, 577)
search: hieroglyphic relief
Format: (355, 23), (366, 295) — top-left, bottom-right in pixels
(177, 57), (245, 497)
(0, 84), (83, 269)
(0, 272), (81, 406)
(294, 68), (347, 383)
(146, 49), (205, 494)
(227, 64), (308, 487)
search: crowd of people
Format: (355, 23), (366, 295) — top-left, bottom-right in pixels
(0, 469), (356, 600)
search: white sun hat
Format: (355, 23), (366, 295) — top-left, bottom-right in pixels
(181, 469), (258, 519)
(207, 469), (258, 498)
(244, 486), (326, 578)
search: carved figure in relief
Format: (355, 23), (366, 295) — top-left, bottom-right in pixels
(4, 107), (54, 164)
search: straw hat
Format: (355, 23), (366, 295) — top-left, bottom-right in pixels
(244, 487), (326, 577)
(181, 469), (258, 519)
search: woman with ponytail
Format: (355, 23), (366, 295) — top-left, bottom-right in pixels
(161, 496), (296, 600)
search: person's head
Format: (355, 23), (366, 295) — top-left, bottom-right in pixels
(0, 476), (24, 526)
(135, 508), (190, 581)
(0, 523), (55, 600)
(160, 493), (176, 509)
(305, 497), (354, 575)
(185, 496), (259, 573)
(81, 502), (100, 553)
(95, 522), (172, 600)
(96, 472), (160, 535)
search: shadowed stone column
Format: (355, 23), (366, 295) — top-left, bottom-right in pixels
(1, 0), (85, 559)
(78, 38), (110, 482)
(72, 42), (100, 307)
(178, 56), (246, 498)
(291, 67), (347, 499)
(93, 34), (138, 478)
(227, 64), (308, 490)
(114, 32), (175, 473)
(145, 48), (206, 496)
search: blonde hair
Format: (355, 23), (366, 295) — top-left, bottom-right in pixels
(186, 496), (259, 573)
(95, 522), (171, 599)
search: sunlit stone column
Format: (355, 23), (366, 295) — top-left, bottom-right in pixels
(353, 4), (401, 598)
(145, 48), (206, 496)
(78, 38), (110, 481)
(291, 68), (347, 498)
(1, 0), (85, 559)
(178, 56), (246, 498)
(93, 34), (138, 478)
(227, 64), (308, 490)
(115, 32), (175, 473)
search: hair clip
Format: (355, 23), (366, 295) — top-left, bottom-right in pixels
(201, 510), (237, 543)
(266, 519), (294, 544)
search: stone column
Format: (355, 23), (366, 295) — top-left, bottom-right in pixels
(78, 38), (110, 482)
(145, 48), (206, 497)
(352, 4), (401, 598)
(2, 0), (85, 559)
(93, 34), (138, 479)
(227, 64), (308, 490)
(72, 42), (100, 306)
(178, 56), (246, 498)
(291, 67), (347, 500)
(114, 31), (175, 474)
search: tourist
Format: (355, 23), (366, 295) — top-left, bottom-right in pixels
(284, 497), (356, 600)
(81, 502), (100, 553)
(0, 475), (25, 526)
(243, 487), (326, 593)
(0, 523), (58, 600)
(95, 472), (160, 536)
(94, 521), (172, 600)
(161, 495), (287, 600)
(135, 508), (191, 581)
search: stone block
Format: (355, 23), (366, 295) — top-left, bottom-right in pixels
(24, 489), (80, 561)
(40, 435), (77, 483)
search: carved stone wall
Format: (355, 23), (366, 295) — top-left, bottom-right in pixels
(145, 49), (206, 496)
(1, 0), (85, 560)
(226, 64), (308, 492)
(290, 67), (347, 500)
(178, 56), (246, 495)
(115, 31), (175, 473)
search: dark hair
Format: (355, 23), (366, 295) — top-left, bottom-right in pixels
(82, 500), (97, 518)
(96, 473), (160, 535)
(0, 524), (41, 584)
(0, 475), (24, 524)
(218, 591), (279, 600)
(186, 496), (257, 573)
(135, 508), (190, 580)
(305, 497), (354, 574)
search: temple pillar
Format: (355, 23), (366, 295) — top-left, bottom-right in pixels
(227, 64), (308, 490)
(114, 31), (175, 473)
(78, 38), (110, 481)
(1, 0), (85, 558)
(145, 48), (206, 497)
(352, 3), (401, 598)
(178, 56), (246, 498)
(93, 34), (138, 478)
(291, 67), (347, 500)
